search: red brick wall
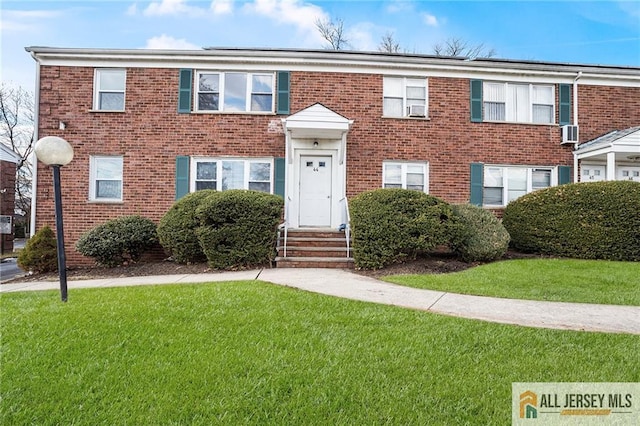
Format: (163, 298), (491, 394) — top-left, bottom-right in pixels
(1, 160), (17, 253)
(35, 66), (640, 265)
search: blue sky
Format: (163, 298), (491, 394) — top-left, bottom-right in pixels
(2, 0), (639, 93)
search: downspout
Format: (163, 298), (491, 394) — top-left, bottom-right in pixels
(29, 52), (41, 237)
(572, 71), (582, 183)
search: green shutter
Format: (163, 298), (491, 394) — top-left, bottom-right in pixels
(178, 69), (192, 113)
(470, 80), (483, 122)
(558, 165), (571, 185)
(274, 157), (285, 198)
(175, 156), (190, 200)
(276, 71), (290, 115)
(470, 163), (484, 206)
(559, 84), (571, 125)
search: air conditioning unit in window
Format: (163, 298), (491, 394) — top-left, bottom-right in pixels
(408, 104), (426, 117)
(561, 125), (579, 144)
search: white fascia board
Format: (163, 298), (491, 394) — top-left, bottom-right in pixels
(27, 47), (640, 87)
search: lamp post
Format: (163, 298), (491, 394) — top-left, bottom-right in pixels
(34, 136), (74, 302)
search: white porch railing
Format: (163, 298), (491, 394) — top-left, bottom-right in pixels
(340, 197), (351, 258)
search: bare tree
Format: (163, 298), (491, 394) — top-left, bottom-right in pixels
(378, 32), (401, 53)
(0, 84), (35, 234)
(432, 37), (496, 59)
(315, 17), (350, 50)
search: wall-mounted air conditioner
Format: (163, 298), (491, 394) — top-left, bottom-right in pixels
(408, 104), (426, 117)
(561, 125), (579, 144)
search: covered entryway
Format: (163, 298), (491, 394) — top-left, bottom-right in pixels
(281, 103), (353, 229)
(574, 126), (640, 182)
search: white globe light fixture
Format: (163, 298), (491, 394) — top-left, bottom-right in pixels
(34, 136), (74, 166)
(34, 136), (74, 302)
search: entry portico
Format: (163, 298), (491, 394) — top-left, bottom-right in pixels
(282, 104), (354, 229)
(574, 126), (640, 182)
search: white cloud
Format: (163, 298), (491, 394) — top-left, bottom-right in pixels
(422, 13), (439, 27)
(126, 3), (138, 16)
(386, 0), (414, 14)
(0, 9), (62, 33)
(243, 0), (328, 45)
(143, 0), (200, 17)
(145, 34), (200, 50)
(347, 22), (378, 51)
(210, 0), (233, 15)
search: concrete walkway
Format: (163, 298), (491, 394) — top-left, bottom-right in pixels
(2, 268), (639, 335)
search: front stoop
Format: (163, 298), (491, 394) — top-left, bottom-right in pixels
(276, 228), (354, 269)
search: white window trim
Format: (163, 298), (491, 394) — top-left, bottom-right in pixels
(482, 82), (555, 124)
(89, 155), (124, 203)
(383, 76), (428, 118)
(190, 157), (274, 193)
(382, 161), (429, 193)
(93, 69), (126, 112)
(194, 71), (275, 113)
(483, 165), (557, 207)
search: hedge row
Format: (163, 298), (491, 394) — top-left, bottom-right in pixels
(503, 180), (640, 261)
(350, 189), (509, 269)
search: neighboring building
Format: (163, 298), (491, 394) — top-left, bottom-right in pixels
(0, 144), (21, 254)
(26, 47), (640, 266)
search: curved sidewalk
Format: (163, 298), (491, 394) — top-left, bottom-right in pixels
(2, 268), (639, 335)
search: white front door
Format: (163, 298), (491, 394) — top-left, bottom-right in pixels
(617, 166), (640, 182)
(581, 165), (606, 182)
(299, 155), (332, 227)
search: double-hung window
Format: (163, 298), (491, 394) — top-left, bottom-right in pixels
(94, 69), (126, 111)
(383, 162), (428, 192)
(89, 156), (123, 202)
(193, 158), (273, 192)
(383, 77), (427, 118)
(482, 82), (554, 124)
(483, 166), (554, 206)
(196, 72), (274, 112)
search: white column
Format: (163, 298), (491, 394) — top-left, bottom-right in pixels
(606, 151), (616, 181)
(573, 153), (579, 182)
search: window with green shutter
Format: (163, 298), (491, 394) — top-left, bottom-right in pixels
(274, 158), (285, 198)
(558, 165), (571, 185)
(470, 162), (484, 205)
(175, 156), (190, 200)
(559, 84), (571, 125)
(178, 69), (192, 113)
(277, 71), (290, 115)
(470, 80), (483, 122)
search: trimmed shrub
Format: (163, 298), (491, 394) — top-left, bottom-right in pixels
(450, 204), (510, 262)
(157, 190), (216, 263)
(76, 215), (158, 267)
(503, 181), (640, 261)
(195, 190), (283, 269)
(350, 188), (454, 269)
(17, 226), (58, 273)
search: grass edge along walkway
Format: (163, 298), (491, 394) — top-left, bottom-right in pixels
(2, 281), (639, 425)
(383, 258), (640, 306)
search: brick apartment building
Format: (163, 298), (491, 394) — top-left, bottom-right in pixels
(26, 47), (640, 266)
(0, 143), (20, 254)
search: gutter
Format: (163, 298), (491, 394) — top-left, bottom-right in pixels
(572, 71), (582, 183)
(29, 52), (40, 238)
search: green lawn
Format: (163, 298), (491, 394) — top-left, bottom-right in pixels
(1, 282), (638, 425)
(384, 258), (640, 306)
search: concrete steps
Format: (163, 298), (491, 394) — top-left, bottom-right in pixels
(276, 228), (354, 269)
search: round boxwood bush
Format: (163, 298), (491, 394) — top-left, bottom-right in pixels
(449, 204), (510, 262)
(17, 226), (58, 273)
(350, 188), (454, 269)
(76, 215), (158, 267)
(195, 190), (283, 269)
(503, 180), (640, 261)
(157, 190), (216, 264)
